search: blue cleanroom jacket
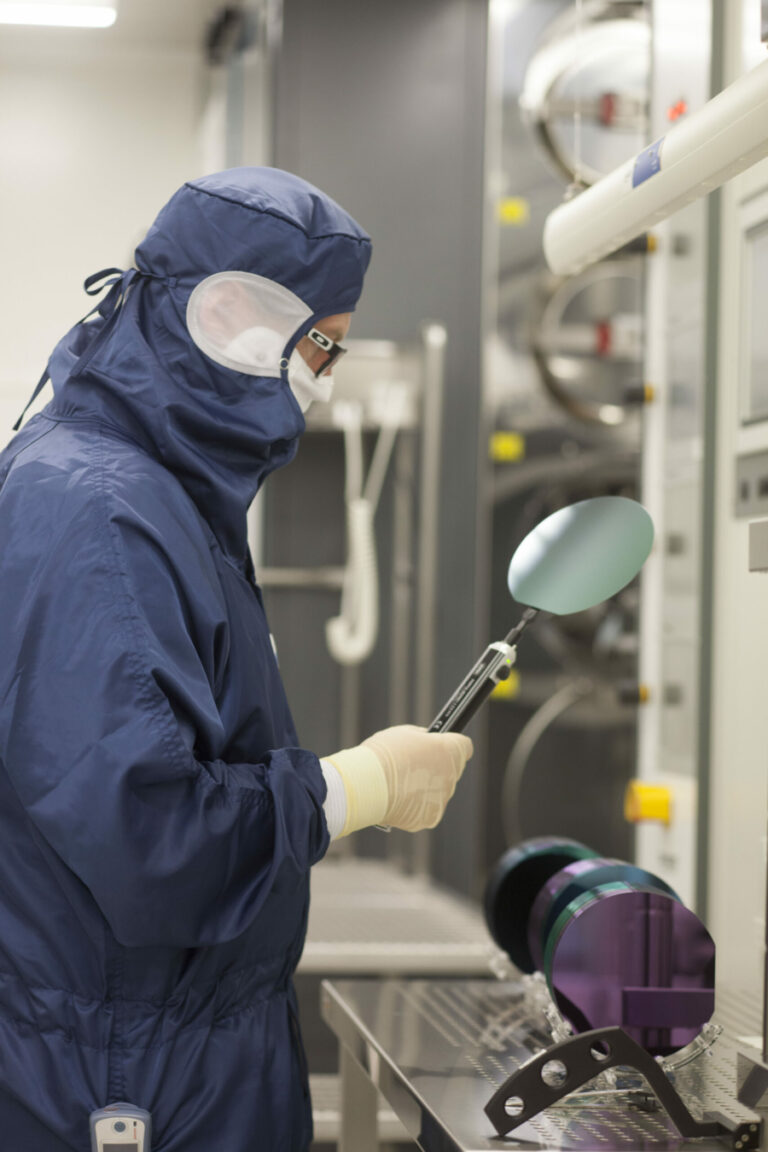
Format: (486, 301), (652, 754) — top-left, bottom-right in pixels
(0, 168), (371, 1151)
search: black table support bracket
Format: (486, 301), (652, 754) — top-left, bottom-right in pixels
(484, 1026), (762, 1149)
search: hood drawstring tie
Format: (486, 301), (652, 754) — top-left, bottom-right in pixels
(13, 267), (136, 431)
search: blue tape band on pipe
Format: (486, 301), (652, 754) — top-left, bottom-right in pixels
(632, 137), (665, 188)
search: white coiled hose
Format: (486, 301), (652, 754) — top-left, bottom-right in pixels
(326, 496), (379, 665)
(325, 398), (400, 666)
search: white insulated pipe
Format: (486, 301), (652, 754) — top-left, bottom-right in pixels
(543, 56), (768, 276)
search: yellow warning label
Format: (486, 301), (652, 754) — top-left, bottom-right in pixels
(498, 197), (530, 226)
(491, 669), (520, 700)
(490, 431), (525, 463)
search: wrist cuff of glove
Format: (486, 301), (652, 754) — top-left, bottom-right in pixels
(323, 746), (389, 837)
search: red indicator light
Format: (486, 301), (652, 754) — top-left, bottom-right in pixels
(667, 99), (688, 122)
(595, 321), (612, 357)
(599, 92), (617, 125)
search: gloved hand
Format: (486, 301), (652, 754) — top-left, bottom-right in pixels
(322, 724), (473, 837)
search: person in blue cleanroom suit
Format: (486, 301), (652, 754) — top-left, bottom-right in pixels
(0, 168), (473, 1152)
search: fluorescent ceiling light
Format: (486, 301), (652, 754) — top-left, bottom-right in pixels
(0, 3), (116, 26)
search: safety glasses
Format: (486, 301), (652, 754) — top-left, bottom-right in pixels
(306, 327), (347, 376)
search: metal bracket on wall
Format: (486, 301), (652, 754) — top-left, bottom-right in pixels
(484, 1026), (762, 1148)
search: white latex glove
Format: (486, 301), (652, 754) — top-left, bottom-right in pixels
(322, 724), (473, 837)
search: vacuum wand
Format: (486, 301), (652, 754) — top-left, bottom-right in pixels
(428, 608), (539, 733)
(376, 608), (538, 831)
(379, 493), (655, 829)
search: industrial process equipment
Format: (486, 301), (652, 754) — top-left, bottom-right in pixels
(544, 54), (768, 275)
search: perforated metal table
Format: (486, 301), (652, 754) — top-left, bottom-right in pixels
(321, 978), (762, 1152)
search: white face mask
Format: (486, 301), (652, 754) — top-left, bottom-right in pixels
(287, 347), (335, 413)
(223, 326), (284, 374)
(222, 324), (334, 414)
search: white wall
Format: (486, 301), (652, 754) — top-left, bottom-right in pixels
(0, 37), (211, 442)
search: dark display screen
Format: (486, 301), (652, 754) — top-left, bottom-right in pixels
(102, 1146), (138, 1151)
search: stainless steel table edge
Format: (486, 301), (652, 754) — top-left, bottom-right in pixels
(321, 978), (471, 1152)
